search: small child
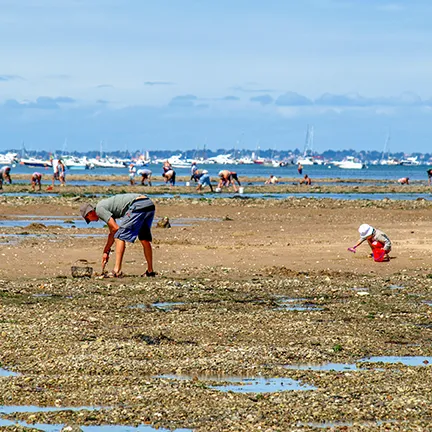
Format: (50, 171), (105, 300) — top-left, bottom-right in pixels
(349, 224), (392, 261)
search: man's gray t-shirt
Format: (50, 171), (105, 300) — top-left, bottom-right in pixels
(96, 194), (141, 223)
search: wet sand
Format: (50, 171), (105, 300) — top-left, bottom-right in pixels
(1, 193), (432, 431)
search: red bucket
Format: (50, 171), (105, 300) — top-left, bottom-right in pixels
(371, 240), (384, 249)
(373, 248), (387, 262)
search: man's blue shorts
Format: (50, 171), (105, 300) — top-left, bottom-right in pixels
(114, 198), (155, 243)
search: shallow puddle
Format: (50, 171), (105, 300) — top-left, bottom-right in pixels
(0, 406), (190, 431)
(424, 301), (432, 306)
(285, 356), (432, 371)
(359, 356), (432, 366)
(388, 284), (405, 290)
(0, 368), (18, 377)
(157, 374), (316, 393)
(152, 302), (185, 310)
(285, 363), (361, 372)
(0, 420), (189, 431)
(0, 217), (105, 229)
(0, 233), (105, 239)
(274, 297), (322, 311)
(0, 216), (219, 230)
(131, 302), (184, 311)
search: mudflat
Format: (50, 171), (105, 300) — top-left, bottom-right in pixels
(1, 195), (432, 431)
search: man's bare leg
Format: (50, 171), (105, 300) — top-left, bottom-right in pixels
(140, 239), (153, 272)
(113, 238), (126, 274)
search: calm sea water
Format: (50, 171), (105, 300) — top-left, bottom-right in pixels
(9, 163), (432, 182)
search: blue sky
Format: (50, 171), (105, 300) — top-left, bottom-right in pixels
(1, 0), (432, 152)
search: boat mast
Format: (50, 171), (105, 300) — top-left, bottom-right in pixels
(381, 131), (391, 162)
(303, 124), (314, 157)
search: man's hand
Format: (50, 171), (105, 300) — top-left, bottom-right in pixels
(102, 251), (110, 271)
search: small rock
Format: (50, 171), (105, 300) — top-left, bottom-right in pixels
(156, 217), (171, 228)
(61, 426), (83, 432)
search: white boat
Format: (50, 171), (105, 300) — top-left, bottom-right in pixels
(167, 154), (190, 168)
(0, 152), (18, 165)
(20, 157), (52, 168)
(336, 156), (366, 169)
(380, 158), (400, 166)
(237, 156), (255, 164)
(378, 132), (400, 165)
(206, 154), (237, 165)
(63, 156), (92, 170)
(400, 156), (420, 166)
(297, 125), (324, 165)
(297, 156), (315, 166)
(90, 158), (126, 169)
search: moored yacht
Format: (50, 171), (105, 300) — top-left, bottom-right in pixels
(20, 157), (52, 168)
(335, 156), (366, 169)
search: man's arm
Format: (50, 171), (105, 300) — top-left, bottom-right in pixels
(102, 217), (119, 264)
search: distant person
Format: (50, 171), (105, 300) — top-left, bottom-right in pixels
(51, 157), (60, 187)
(348, 224), (391, 262)
(138, 168), (152, 186)
(300, 174), (312, 185)
(190, 161), (199, 182)
(265, 175), (278, 185)
(196, 170), (213, 192)
(398, 177), (409, 185)
(58, 159), (66, 186)
(163, 168), (176, 186)
(162, 160), (172, 174)
(427, 168), (432, 186)
(297, 163), (303, 175)
(218, 170), (240, 192)
(0, 166), (12, 190)
(128, 163), (137, 185)
(31, 172), (42, 191)
(80, 194), (156, 278)
(193, 170), (204, 182)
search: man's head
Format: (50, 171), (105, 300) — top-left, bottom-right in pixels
(80, 203), (99, 224)
(202, 170), (208, 174)
(4, 166), (11, 173)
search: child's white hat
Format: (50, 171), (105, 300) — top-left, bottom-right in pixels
(359, 224), (374, 239)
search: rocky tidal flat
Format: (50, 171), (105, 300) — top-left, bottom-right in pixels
(1, 195), (432, 430)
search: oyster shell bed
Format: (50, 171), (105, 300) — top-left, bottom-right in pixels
(0, 196), (432, 431)
(1, 269), (432, 431)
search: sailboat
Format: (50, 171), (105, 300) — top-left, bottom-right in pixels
(379, 132), (400, 165)
(19, 143), (52, 167)
(89, 141), (127, 168)
(297, 125), (324, 165)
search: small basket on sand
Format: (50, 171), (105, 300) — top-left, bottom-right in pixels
(71, 266), (93, 278)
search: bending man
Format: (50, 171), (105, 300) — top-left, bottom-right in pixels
(80, 193), (156, 277)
